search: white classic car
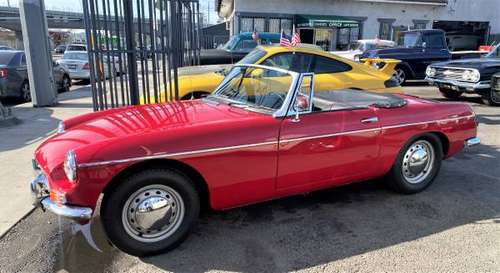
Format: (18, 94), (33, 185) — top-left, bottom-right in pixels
(331, 39), (396, 61)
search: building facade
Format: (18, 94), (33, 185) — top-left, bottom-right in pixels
(216, 0), (500, 51)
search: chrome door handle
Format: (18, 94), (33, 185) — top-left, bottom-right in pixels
(361, 117), (379, 124)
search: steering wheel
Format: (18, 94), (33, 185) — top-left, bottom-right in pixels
(260, 92), (285, 109)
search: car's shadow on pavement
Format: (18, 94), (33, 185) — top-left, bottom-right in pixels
(47, 143), (500, 273)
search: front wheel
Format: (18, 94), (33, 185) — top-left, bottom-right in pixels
(386, 135), (443, 194)
(481, 89), (500, 106)
(101, 169), (200, 257)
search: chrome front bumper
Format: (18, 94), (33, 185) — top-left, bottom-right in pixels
(426, 77), (490, 93)
(30, 173), (92, 221)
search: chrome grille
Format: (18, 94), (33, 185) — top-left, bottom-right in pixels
(433, 67), (468, 81)
(493, 76), (500, 90)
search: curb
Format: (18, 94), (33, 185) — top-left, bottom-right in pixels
(0, 206), (36, 240)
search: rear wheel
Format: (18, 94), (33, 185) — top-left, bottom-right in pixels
(20, 81), (31, 102)
(439, 87), (462, 99)
(392, 67), (407, 85)
(181, 91), (210, 100)
(59, 75), (71, 93)
(386, 135), (443, 194)
(101, 168), (200, 257)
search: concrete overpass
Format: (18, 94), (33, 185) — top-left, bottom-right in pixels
(0, 6), (152, 47)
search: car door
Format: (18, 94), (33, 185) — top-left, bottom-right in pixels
(9, 53), (28, 92)
(276, 75), (381, 192)
(418, 32), (451, 78)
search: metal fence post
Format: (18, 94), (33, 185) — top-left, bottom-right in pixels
(123, 0), (140, 105)
(19, 0), (57, 107)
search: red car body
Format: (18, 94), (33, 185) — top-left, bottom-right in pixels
(34, 95), (476, 213)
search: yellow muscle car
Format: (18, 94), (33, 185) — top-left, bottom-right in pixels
(141, 44), (402, 104)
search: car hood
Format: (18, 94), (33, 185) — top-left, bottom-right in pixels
(200, 49), (232, 58)
(431, 58), (500, 69)
(34, 100), (275, 174)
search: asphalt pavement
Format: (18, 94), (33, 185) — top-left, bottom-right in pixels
(0, 84), (499, 273)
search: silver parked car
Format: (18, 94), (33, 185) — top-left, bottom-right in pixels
(57, 51), (114, 81)
(0, 50), (71, 102)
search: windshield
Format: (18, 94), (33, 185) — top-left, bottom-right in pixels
(210, 66), (293, 113)
(237, 49), (267, 65)
(398, 33), (421, 48)
(221, 36), (239, 51)
(485, 44), (500, 58)
(63, 52), (88, 60)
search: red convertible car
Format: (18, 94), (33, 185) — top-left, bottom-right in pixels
(31, 64), (479, 257)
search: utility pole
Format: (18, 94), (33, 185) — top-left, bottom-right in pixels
(19, 0), (57, 107)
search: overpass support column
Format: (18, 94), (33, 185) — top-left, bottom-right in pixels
(19, 0), (57, 107)
(14, 31), (23, 49)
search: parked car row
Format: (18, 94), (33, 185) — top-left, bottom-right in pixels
(0, 50), (71, 102)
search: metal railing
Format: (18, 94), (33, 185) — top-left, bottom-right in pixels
(82, 0), (201, 111)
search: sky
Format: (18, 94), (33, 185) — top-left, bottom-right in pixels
(0, 0), (219, 24)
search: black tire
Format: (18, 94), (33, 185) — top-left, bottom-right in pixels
(481, 89), (500, 106)
(386, 134), (443, 194)
(181, 91), (210, 100)
(439, 87), (462, 99)
(59, 75), (71, 93)
(101, 168), (200, 257)
(20, 81), (31, 102)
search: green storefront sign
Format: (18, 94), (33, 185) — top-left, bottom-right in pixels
(295, 15), (359, 28)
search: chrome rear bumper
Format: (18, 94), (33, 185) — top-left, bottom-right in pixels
(465, 137), (481, 150)
(30, 173), (92, 221)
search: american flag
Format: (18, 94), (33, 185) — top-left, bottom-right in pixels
(291, 28), (301, 46)
(280, 30), (291, 47)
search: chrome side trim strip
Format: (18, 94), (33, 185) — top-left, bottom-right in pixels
(280, 127), (381, 144)
(78, 115), (475, 168)
(78, 140), (278, 168)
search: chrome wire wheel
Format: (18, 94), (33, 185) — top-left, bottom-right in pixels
(122, 184), (185, 243)
(402, 140), (435, 184)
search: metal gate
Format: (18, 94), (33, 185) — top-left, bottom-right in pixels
(82, 0), (201, 110)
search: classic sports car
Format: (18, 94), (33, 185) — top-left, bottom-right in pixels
(426, 44), (500, 106)
(31, 64), (479, 257)
(140, 44), (402, 104)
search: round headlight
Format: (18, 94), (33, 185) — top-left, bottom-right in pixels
(470, 70), (480, 82)
(462, 70), (472, 81)
(64, 150), (77, 182)
(426, 66), (436, 77)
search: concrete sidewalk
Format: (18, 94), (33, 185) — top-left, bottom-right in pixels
(0, 86), (93, 237)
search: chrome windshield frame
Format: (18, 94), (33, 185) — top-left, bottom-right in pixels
(211, 64), (301, 118)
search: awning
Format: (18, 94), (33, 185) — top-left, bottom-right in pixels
(295, 15), (360, 28)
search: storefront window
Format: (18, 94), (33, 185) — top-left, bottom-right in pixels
(281, 19), (292, 35)
(240, 17), (253, 32)
(269, 18), (281, 33)
(254, 18), (266, 32)
(379, 20), (394, 40)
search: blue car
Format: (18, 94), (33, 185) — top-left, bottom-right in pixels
(199, 32), (286, 65)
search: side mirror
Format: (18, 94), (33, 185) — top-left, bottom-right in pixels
(292, 95), (310, 122)
(295, 95), (309, 111)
